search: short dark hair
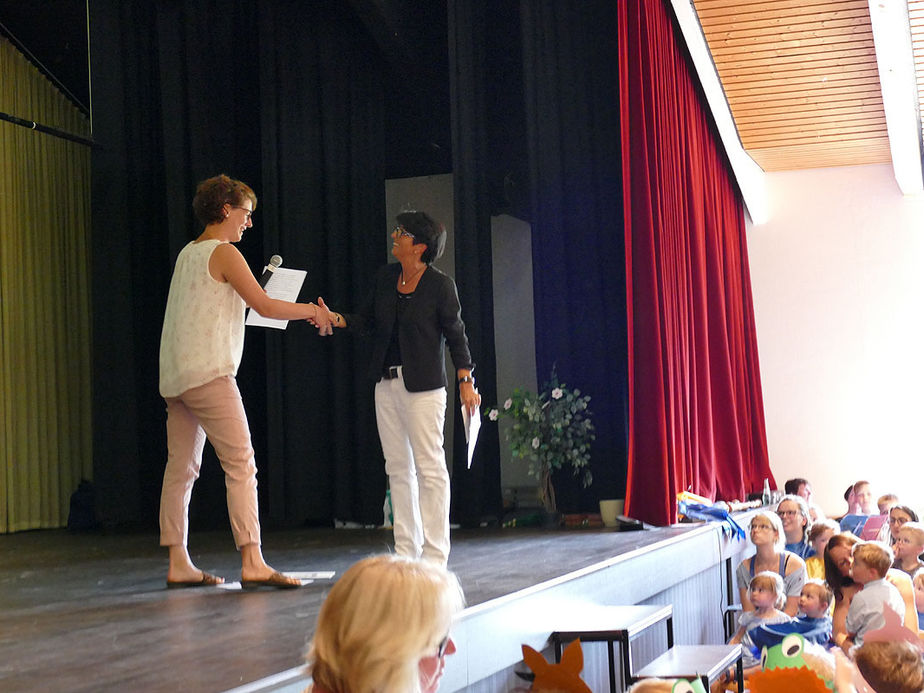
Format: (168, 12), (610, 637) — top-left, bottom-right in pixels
(396, 211), (445, 264)
(784, 478), (808, 495)
(192, 174), (257, 227)
(891, 505), (919, 523)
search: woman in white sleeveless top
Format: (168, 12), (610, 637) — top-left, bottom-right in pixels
(159, 174), (330, 589)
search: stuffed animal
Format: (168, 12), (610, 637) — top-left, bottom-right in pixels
(521, 640), (592, 693)
(749, 633), (832, 693)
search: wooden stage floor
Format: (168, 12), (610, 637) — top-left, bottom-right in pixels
(0, 523), (693, 692)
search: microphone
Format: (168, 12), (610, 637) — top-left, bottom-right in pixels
(258, 255), (283, 288)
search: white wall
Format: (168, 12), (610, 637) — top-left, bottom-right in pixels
(746, 164), (924, 517)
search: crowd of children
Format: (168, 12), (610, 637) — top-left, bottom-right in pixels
(714, 478), (924, 693)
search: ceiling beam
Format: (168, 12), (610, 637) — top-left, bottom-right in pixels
(670, 0), (769, 224)
(867, 0), (924, 195)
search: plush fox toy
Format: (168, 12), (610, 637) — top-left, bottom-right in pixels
(522, 640), (592, 693)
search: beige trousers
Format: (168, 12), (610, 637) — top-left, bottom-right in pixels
(159, 376), (261, 549)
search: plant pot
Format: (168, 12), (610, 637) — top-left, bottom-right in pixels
(541, 509), (562, 529)
(599, 499), (624, 527)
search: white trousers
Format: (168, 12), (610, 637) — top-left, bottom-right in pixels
(374, 368), (450, 565)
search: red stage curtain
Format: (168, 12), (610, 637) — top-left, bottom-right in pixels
(619, 0), (773, 526)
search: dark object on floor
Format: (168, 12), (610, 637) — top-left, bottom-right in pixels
(67, 479), (99, 532)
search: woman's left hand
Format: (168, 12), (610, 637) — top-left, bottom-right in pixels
(459, 381), (481, 415)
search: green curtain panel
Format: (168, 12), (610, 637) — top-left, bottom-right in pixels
(0, 38), (92, 533)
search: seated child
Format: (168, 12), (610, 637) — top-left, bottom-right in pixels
(842, 542), (905, 651)
(795, 579), (833, 643)
(892, 521), (924, 578)
(730, 571), (791, 670)
(749, 579), (833, 651)
(804, 519), (839, 578)
(877, 494), (898, 515)
(914, 570), (924, 630)
(854, 641), (924, 693)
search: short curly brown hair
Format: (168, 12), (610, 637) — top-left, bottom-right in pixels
(192, 174), (257, 227)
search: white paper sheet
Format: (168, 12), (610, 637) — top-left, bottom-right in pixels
(245, 267), (307, 329)
(461, 392), (481, 469)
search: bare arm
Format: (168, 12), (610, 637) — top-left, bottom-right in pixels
(886, 569), (919, 632)
(728, 624), (746, 645)
(211, 244), (326, 323)
(832, 587), (856, 645)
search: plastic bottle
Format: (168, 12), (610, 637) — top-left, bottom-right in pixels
(761, 479), (772, 506)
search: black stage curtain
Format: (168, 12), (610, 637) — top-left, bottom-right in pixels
(447, 0), (503, 527)
(90, 0), (388, 530)
(520, 1), (629, 511)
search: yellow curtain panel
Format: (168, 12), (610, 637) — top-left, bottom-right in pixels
(0, 37), (92, 532)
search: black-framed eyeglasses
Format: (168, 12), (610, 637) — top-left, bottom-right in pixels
(436, 634), (450, 658)
(776, 510), (799, 518)
(233, 206), (254, 220)
(394, 224), (415, 240)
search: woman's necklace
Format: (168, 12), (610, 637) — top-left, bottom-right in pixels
(401, 265), (425, 286)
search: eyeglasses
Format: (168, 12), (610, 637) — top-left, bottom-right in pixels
(776, 510), (799, 518)
(436, 634), (450, 658)
(889, 515), (911, 525)
(394, 225), (415, 240)
(750, 523), (774, 531)
(232, 206), (253, 220)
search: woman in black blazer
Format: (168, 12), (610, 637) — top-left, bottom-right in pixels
(322, 211), (479, 566)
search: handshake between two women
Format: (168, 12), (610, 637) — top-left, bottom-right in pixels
(307, 297), (337, 336)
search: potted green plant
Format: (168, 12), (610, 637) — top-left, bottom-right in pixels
(488, 367), (594, 515)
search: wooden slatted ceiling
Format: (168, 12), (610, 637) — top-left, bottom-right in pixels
(693, 0), (892, 172)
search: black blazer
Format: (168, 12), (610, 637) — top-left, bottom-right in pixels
(343, 263), (474, 392)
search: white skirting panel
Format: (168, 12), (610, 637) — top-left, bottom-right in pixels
(445, 523), (746, 693)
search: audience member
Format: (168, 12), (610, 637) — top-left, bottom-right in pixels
(824, 533), (919, 643)
(892, 521), (924, 578)
(798, 579), (834, 636)
(913, 571), (924, 630)
(737, 511), (806, 616)
(839, 481), (880, 536)
(749, 579), (833, 651)
(840, 484), (859, 519)
(875, 495), (902, 543)
(729, 571), (791, 670)
(841, 542), (905, 651)
(784, 477), (825, 521)
(776, 494), (812, 558)
(853, 640), (924, 693)
(305, 554), (465, 693)
(882, 505), (920, 547)
(877, 493), (899, 515)
(805, 519), (839, 580)
(851, 481), (875, 515)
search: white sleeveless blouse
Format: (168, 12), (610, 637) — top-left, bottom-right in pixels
(159, 240), (245, 397)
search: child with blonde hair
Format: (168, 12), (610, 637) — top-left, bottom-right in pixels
(730, 571), (791, 670)
(804, 519), (839, 580)
(892, 521), (924, 578)
(305, 554), (465, 693)
(842, 542), (905, 652)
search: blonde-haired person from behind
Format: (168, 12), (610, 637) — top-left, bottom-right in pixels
(306, 554), (465, 693)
